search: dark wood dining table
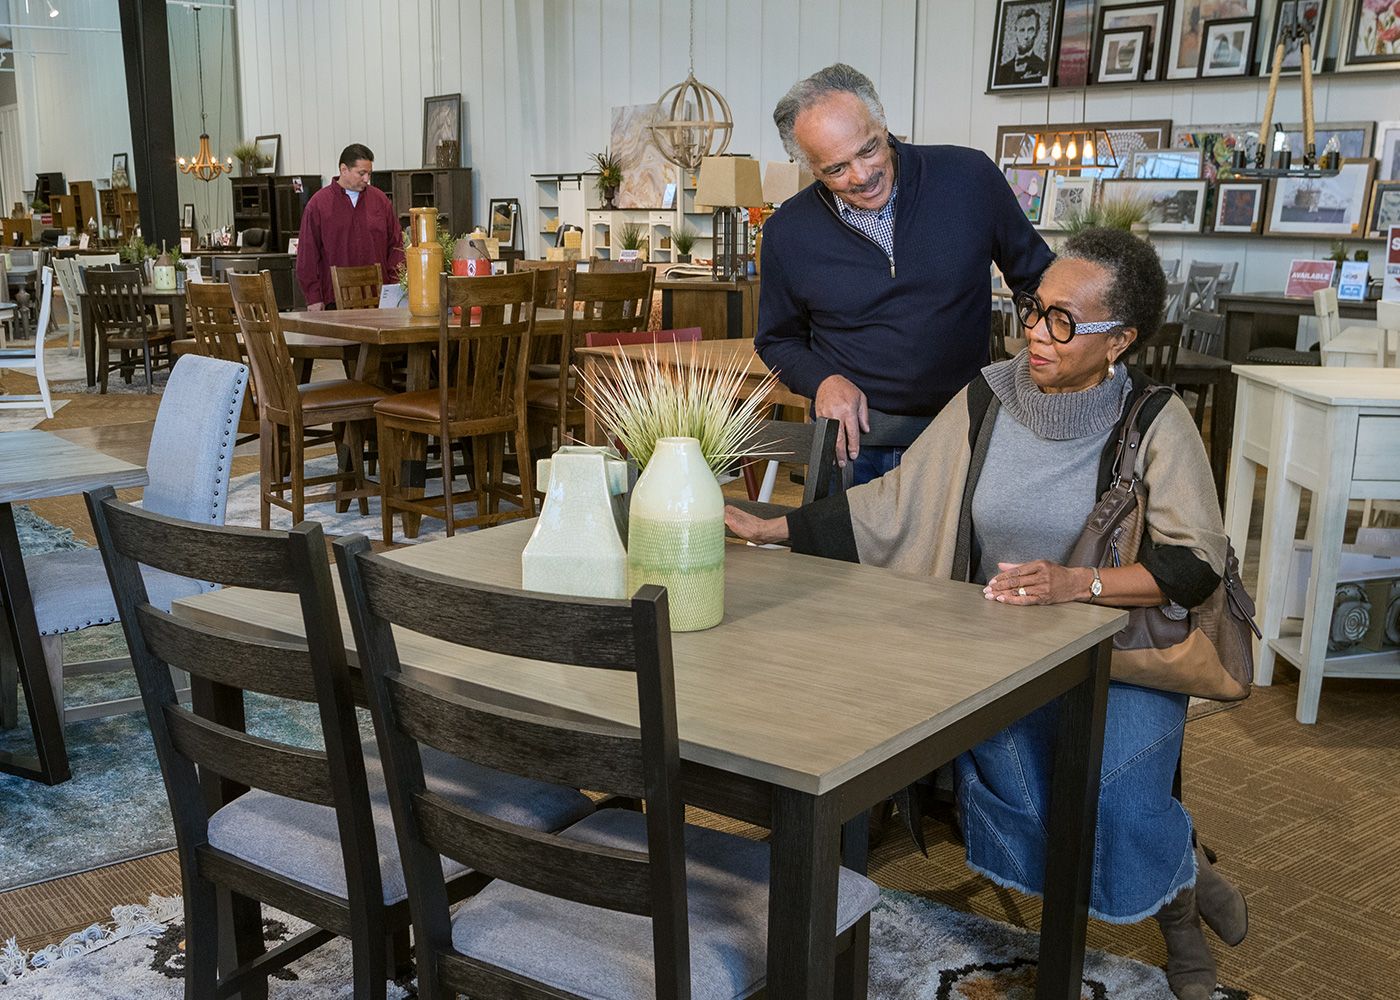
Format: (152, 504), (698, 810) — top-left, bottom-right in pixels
(176, 517), (1125, 999)
(79, 284), (187, 387)
(1218, 292), (1378, 363)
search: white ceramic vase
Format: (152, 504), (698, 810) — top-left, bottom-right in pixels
(627, 437), (725, 631)
(522, 446), (630, 599)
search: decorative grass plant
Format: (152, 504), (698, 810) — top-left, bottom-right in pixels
(576, 343), (781, 477)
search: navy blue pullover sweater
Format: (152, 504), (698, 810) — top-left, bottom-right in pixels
(756, 139), (1053, 417)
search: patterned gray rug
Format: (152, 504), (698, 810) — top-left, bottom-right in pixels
(0, 891), (1262, 999)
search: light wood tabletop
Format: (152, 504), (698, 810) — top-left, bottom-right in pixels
(174, 517), (1123, 997)
(0, 429), (148, 504)
(279, 306), (566, 347)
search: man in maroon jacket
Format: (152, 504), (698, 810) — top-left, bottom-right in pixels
(295, 143), (405, 310)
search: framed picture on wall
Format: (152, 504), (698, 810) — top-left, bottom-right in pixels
(1096, 27), (1150, 82)
(1277, 121), (1376, 161)
(1055, 0), (1096, 86)
(1265, 158), (1377, 236)
(181, 203), (195, 229)
(488, 198), (521, 251)
(111, 153), (129, 188)
(1003, 165), (1048, 223)
(1373, 120), (1400, 180)
(1368, 180), (1400, 236)
(988, 0), (1059, 91)
(1165, 0), (1257, 79)
(1198, 16), (1257, 76)
(1340, 0), (1400, 70)
(1129, 148), (1205, 178)
(1212, 180), (1268, 232)
(1096, 0), (1171, 80)
(1265, 0), (1331, 75)
(1041, 175), (1098, 230)
(1103, 178), (1207, 231)
(422, 93), (463, 167)
(254, 134), (281, 175)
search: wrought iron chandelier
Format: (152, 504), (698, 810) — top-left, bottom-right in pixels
(648, 0), (732, 171)
(177, 5), (232, 182)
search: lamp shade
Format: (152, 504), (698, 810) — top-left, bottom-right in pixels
(694, 156), (764, 210)
(762, 161), (814, 204)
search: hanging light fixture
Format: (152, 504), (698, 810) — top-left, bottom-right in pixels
(1015, 77), (1117, 173)
(648, 0), (733, 171)
(177, 5), (233, 183)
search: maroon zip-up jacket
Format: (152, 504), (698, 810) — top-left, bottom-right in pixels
(294, 182), (405, 307)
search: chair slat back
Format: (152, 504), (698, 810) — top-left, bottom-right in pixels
(1182, 309), (1224, 357)
(745, 416), (842, 505)
(331, 263), (383, 310)
(186, 282), (258, 427)
(1313, 287), (1341, 348)
(228, 270), (298, 421)
(587, 257), (645, 274)
(1131, 338), (1180, 384)
(570, 268), (655, 333)
(513, 259), (572, 308)
(87, 490), (380, 901)
(439, 271), (536, 425)
(334, 535), (689, 974)
(85, 267), (149, 342)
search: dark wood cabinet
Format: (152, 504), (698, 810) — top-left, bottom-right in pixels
(230, 175), (322, 251)
(390, 168), (472, 235)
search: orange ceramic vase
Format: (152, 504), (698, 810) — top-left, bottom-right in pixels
(406, 207), (442, 316)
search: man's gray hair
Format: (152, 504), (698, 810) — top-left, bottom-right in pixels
(773, 63), (887, 169)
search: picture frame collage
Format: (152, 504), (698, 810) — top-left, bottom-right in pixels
(1001, 117), (1400, 237)
(988, 0), (1400, 91)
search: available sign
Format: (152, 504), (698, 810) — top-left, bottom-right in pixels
(1386, 226), (1400, 303)
(1284, 259), (1337, 298)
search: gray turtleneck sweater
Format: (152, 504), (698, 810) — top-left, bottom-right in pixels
(970, 353), (1130, 585)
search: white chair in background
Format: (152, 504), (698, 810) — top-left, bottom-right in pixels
(1317, 289), (1391, 368)
(0, 265), (56, 418)
(51, 257), (83, 353)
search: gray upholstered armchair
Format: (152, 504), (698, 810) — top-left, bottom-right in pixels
(25, 354), (249, 722)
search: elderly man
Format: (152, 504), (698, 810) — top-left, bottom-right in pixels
(757, 63), (1052, 484)
(295, 143), (404, 311)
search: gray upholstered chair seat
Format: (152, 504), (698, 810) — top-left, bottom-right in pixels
(27, 547), (212, 636)
(449, 808), (881, 999)
(207, 739), (593, 904)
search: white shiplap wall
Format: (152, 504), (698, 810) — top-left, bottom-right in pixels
(234, 0), (916, 234)
(914, 0), (1400, 294)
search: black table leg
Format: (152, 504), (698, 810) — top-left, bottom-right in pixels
(0, 502), (71, 783)
(82, 295), (96, 387)
(1036, 637), (1111, 1000)
(840, 809), (871, 875)
(1212, 373), (1238, 512)
(768, 785), (841, 999)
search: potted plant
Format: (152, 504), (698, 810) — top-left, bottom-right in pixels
(672, 225), (697, 263)
(576, 348), (779, 631)
(231, 140), (270, 176)
(590, 149), (623, 210)
(1063, 194), (1152, 237)
(617, 221), (645, 259)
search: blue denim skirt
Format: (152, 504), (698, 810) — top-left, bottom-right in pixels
(955, 681), (1195, 923)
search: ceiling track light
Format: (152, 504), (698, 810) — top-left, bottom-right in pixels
(45, 0), (57, 18)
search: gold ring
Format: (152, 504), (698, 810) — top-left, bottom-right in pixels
(1017, 586), (1027, 597)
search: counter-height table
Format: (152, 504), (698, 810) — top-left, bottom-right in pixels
(175, 517), (1125, 998)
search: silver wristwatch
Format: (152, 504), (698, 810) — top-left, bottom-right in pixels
(1089, 566), (1103, 601)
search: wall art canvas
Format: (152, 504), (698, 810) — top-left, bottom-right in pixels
(1372, 120), (1400, 179)
(1097, 27), (1150, 81)
(1055, 0), (1097, 85)
(1166, 0), (1258, 78)
(1172, 123), (1260, 182)
(422, 94), (463, 168)
(1265, 158), (1378, 235)
(1130, 148), (1206, 178)
(989, 0), (1059, 90)
(1199, 17), (1257, 75)
(1041, 176), (1098, 230)
(1342, 0), (1400, 68)
(1267, 0), (1331, 74)
(1213, 180), (1268, 232)
(1098, 0), (1171, 79)
(610, 104), (674, 209)
(1277, 121), (1376, 161)
(1103, 178), (1208, 231)
(1368, 181), (1400, 235)
(1004, 165), (1047, 223)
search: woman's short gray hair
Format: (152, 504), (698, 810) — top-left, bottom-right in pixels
(773, 63), (887, 169)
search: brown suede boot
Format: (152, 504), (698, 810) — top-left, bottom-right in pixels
(1195, 845), (1248, 947)
(1154, 885), (1218, 1000)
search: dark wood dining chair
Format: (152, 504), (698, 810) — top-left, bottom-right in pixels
(1129, 336), (1180, 385)
(1181, 309), (1225, 358)
(87, 491), (593, 1000)
(332, 534), (880, 1000)
(229, 270), (385, 527)
(331, 263), (384, 310)
(587, 256), (646, 273)
(374, 270), (538, 542)
(728, 416), (847, 517)
(528, 267), (655, 452)
(86, 267), (175, 393)
(187, 282), (260, 443)
(512, 258), (573, 309)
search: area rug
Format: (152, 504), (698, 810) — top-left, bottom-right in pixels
(0, 889), (1263, 999)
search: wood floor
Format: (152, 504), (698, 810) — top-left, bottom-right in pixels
(2, 374), (1397, 1000)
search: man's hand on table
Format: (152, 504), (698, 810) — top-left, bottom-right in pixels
(815, 374), (869, 465)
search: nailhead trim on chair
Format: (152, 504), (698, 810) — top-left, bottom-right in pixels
(207, 368), (248, 523)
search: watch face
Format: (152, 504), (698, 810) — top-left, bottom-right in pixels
(1091, 576), (1103, 596)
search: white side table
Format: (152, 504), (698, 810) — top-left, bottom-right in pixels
(1224, 366), (1400, 723)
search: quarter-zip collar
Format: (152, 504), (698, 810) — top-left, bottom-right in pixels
(814, 136), (904, 277)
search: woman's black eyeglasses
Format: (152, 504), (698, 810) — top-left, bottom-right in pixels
(1014, 292), (1125, 344)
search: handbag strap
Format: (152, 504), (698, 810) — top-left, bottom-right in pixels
(1109, 384), (1172, 488)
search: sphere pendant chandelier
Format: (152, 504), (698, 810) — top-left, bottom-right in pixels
(648, 0), (732, 172)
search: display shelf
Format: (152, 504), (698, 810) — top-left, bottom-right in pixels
(531, 172), (600, 258)
(987, 66), (1400, 97)
(679, 170), (714, 259)
(1035, 228), (1386, 242)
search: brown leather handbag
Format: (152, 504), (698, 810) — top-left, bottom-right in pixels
(1067, 386), (1259, 701)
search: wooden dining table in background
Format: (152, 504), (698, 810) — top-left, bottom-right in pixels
(79, 284), (188, 387)
(175, 517), (1124, 999)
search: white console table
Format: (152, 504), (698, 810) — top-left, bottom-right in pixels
(1223, 366), (1400, 723)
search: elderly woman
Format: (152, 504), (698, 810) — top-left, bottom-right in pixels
(727, 228), (1247, 1000)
